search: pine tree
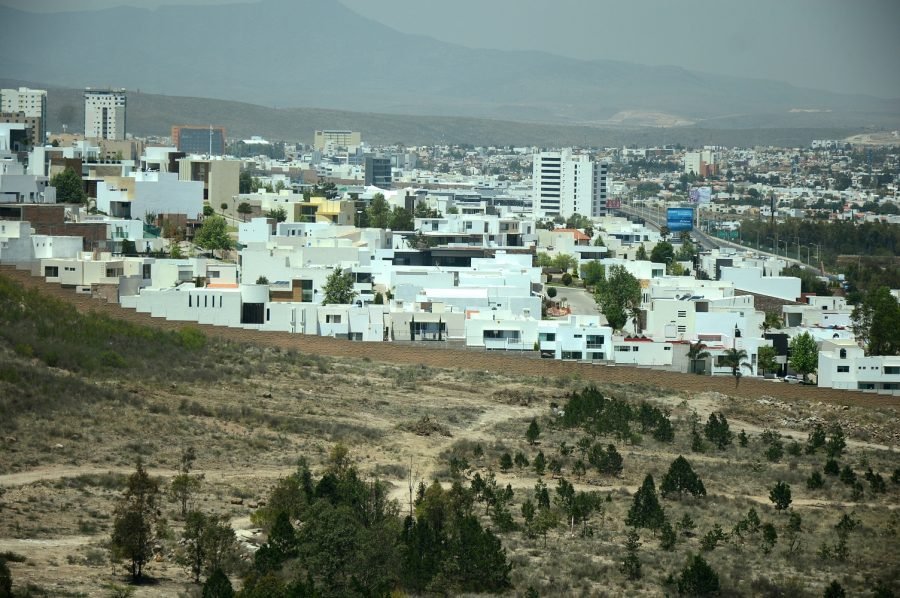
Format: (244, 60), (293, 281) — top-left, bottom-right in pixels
(676, 554), (720, 596)
(626, 474), (665, 531)
(526, 418), (541, 445)
(621, 529), (642, 580)
(110, 459), (161, 581)
(769, 481), (792, 511)
(660, 456), (706, 498)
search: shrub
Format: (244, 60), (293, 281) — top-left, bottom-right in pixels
(769, 481), (792, 510)
(806, 471), (824, 490)
(824, 459), (840, 476)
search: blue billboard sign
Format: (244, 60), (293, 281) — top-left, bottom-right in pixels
(667, 207), (694, 232)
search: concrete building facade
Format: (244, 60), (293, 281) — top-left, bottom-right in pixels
(84, 89), (126, 140)
(532, 149), (608, 219)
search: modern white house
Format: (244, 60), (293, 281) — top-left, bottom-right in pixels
(817, 339), (900, 394)
(96, 171), (204, 221)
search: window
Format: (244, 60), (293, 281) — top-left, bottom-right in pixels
(885, 366), (900, 375)
(839, 349), (847, 359)
(664, 346), (672, 351)
(483, 330), (520, 342)
(142, 264), (151, 279)
(615, 346), (630, 352)
(539, 333), (556, 342)
(326, 314), (342, 324)
(837, 365), (850, 373)
(677, 310), (687, 318)
(677, 326), (687, 333)
(44, 266), (58, 277)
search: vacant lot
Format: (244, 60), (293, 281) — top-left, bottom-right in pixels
(1, 271), (898, 597)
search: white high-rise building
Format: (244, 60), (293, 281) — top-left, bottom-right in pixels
(84, 89), (126, 140)
(532, 149), (608, 219)
(1, 87), (47, 142)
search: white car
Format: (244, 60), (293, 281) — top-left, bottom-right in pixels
(783, 375), (800, 384)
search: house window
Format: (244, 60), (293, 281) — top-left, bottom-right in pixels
(615, 346), (630, 352)
(839, 349), (846, 359)
(266, 308), (270, 321)
(539, 333), (556, 342)
(837, 365), (850, 373)
(677, 326), (687, 333)
(44, 266), (58, 277)
(143, 264), (151, 279)
(885, 366), (900, 375)
(326, 314), (342, 324)
(677, 310), (687, 318)
(664, 346), (672, 351)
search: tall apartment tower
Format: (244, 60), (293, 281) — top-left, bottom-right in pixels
(1, 87), (47, 143)
(84, 89), (126, 140)
(532, 149), (608, 219)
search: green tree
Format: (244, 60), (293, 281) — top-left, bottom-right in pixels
(389, 206), (414, 230)
(635, 244), (649, 260)
(760, 312), (782, 335)
(237, 202), (253, 221)
(366, 194), (390, 229)
(0, 558), (11, 598)
(789, 332), (819, 382)
(824, 580), (846, 598)
(626, 474), (665, 531)
(169, 446), (200, 518)
(660, 456), (706, 498)
(769, 481), (792, 511)
(50, 167), (87, 203)
(703, 413), (732, 450)
(758, 345), (778, 376)
(687, 341), (710, 375)
(266, 207), (287, 223)
(203, 205), (214, 217)
(650, 241), (675, 265)
(580, 261), (605, 288)
(536, 252), (553, 268)
(110, 459), (161, 582)
(851, 286), (900, 356)
(202, 568), (234, 598)
(321, 267), (357, 305)
(722, 347), (752, 387)
(526, 418), (541, 445)
(595, 265), (641, 331)
(621, 529), (642, 580)
(551, 253), (577, 273)
(238, 171), (252, 194)
(533, 451), (546, 476)
(194, 216), (232, 254)
(676, 554), (720, 596)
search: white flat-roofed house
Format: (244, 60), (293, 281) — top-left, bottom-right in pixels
(818, 339), (900, 394)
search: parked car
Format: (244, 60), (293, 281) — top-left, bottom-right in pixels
(784, 375), (800, 384)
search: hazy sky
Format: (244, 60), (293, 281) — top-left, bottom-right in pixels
(5, 0), (900, 98)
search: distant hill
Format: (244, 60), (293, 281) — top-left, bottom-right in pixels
(0, 79), (859, 148)
(2, 0), (898, 131)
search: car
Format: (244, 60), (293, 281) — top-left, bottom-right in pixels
(783, 375), (800, 384)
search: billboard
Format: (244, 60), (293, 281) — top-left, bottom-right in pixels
(667, 207), (694, 232)
(689, 187), (711, 204)
(607, 198), (621, 209)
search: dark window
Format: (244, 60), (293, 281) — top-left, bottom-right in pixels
(241, 303), (265, 324)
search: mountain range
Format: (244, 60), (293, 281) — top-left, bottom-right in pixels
(2, 0), (898, 131)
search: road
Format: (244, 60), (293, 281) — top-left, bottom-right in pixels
(552, 285), (604, 319)
(614, 205), (824, 274)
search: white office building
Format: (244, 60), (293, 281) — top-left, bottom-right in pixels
(84, 89), (126, 140)
(1, 87), (47, 141)
(532, 149), (608, 219)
